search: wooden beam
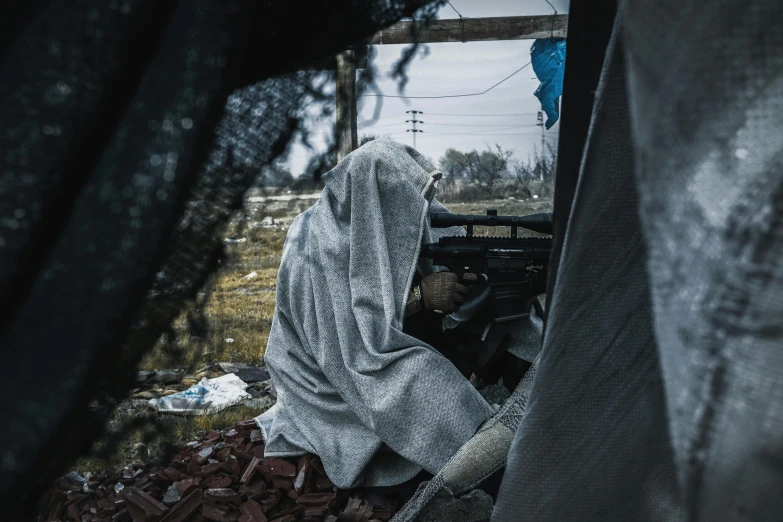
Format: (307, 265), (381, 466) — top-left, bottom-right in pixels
(335, 50), (358, 162)
(371, 15), (568, 45)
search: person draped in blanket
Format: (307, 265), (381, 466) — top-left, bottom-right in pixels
(255, 139), (529, 494)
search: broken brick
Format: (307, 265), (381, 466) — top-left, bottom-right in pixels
(226, 456), (242, 478)
(314, 476), (335, 491)
(46, 500), (64, 521)
(308, 457), (326, 478)
(303, 505), (328, 518)
(194, 447), (216, 464)
(295, 492), (335, 506)
(240, 478), (268, 503)
(205, 488), (242, 506)
(233, 449), (253, 462)
(259, 489), (282, 513)
(173, 478), (200, 498)
(293, 456), (311, 495)
(240, 457), (261, 485)
(238, 499), (268, 522)
(159, 489), (203, 522)
(45, 417), (412, 522)
(258, 459), (296, 480)
(121, 486), (168, 519)
(270, 478), (293, 491)
(207, 474), (233, 490)
(201, 502), (239, 522)
(216, 447), (232, 462)
(268, 516), (296, 522)
(202, 462), (228, 477)
(111, 508), (132, 522)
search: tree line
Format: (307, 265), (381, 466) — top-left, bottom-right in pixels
(257, 136), (557, 200)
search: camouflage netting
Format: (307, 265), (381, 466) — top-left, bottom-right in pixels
(0, 1), (445, 518)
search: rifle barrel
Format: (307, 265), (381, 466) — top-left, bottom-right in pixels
(430, 212), (553, 235)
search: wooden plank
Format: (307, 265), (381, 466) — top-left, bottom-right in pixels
(371, 15), (567, 45)
(335, 50), (358, 162)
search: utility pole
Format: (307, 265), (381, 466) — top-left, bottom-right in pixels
(536, 111), (545, 181)
(406, 110), (424, 150)
(336, 50), (358, 162)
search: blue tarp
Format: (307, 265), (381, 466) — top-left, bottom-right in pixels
(531, 38), (567, 130)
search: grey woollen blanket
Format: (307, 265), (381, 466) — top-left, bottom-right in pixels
(255, 139), (495, 488)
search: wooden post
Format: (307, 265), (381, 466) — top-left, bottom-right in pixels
(336, 50), (358, 162)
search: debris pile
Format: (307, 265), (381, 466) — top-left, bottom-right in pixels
(44, 420), (395, 522)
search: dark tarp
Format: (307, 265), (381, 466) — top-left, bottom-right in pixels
(494, 0), (783, 520)
(0, 1), (441, 519)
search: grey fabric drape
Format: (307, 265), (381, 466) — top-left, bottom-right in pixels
(494, 1), (783, 520)
(257, 139), (495, 489)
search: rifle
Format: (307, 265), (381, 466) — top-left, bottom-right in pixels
(420, 209), (553, 379)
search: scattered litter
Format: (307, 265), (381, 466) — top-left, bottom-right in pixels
(218, 362), (270, 384)
(507, 196), (516, 200)
(243, 271), (258, 280)
(225, 237), (247, 243)
(261, 216), (275, 226)
(225, 338), (235, 344)
(137, 370), (155, 384)
(148, 373), (251, 415)
(533, 195), (539, 199)
(243, 395), (276, 410)
(149, 368), (185, 385)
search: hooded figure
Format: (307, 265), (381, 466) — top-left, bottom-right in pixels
(255, 139), (496, 489)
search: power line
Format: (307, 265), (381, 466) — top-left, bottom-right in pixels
(358, 61), (532, 99)
(417, 122), (539, 128)
(359, 122), (540, 129)
(397, 130), (557, 137)
(421, 112), (539, 117)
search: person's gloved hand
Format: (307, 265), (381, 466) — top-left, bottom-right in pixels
(420, 272), (470, 313)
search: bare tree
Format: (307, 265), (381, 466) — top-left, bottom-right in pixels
(457, 145), (513, 190)
(514, 144), (557, 184)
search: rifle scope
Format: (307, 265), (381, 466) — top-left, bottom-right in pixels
(430, 210), (553, 235)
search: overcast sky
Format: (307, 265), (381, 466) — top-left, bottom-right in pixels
(286, 0), (569, 175)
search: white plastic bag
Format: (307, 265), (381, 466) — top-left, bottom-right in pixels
(149, 373), (251, 415)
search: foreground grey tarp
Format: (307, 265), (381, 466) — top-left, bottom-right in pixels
(256, 139), (496, 488)
(493, 0), (783, 520)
